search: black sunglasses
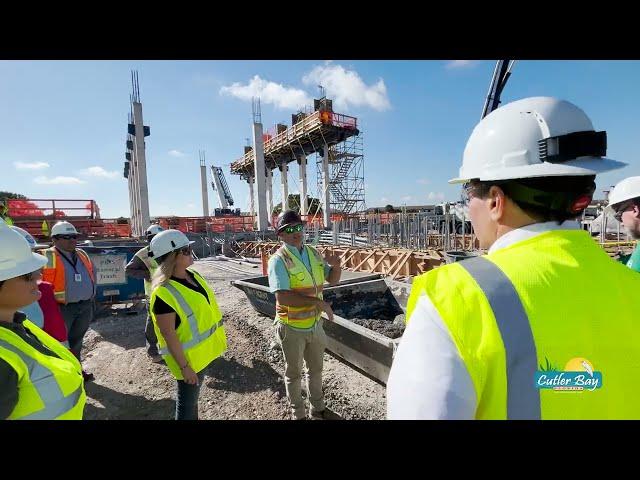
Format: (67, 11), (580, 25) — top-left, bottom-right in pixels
(55, 234), (78, 240)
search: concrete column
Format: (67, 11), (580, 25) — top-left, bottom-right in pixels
(298, 154), (308, 217)
(130, 157), (141, 236)
(266, 167), (273, 225)
(322, 143), (332, 229)
(280, 162), (289, 212)
(248, 175), (255, 218)
(252, 122), (269, 231)
(132, 102), (150, 234)
(200, 163), (209, 217)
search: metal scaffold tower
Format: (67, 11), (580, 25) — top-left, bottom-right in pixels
(317, 132), (366, 216)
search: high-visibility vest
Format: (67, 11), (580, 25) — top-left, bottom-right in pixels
(149, 269), (226, 380)
(41, 220), (50, 237)
(134, 246), (158, 297)
(406, 229), (640, 419)
(0, 319), (85, 420)
(272, 244), (326, 330)
(41, 247), (94, 304)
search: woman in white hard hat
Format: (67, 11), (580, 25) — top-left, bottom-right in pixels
(387, 96), (640, 420)
(0, 224), (86, 419)
(148, 229), (227, 420)
(607, 176), (640, 272)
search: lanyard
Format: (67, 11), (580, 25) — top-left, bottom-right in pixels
(56, 247), (80, 274)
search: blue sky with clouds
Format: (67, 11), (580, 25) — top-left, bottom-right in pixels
(2, 60), (639, 218)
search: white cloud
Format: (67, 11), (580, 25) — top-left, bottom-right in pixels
(416, 178), (429, 185)
(380, 197), (389, 203)
(14, 161), (50, 170)
(401, 195), (413, 202)
(445, 60), (479, 69)
(428, 191), (445, 201)
(303, 63), (391, 111)
(34, 176), (86, 185)
(168, 149), (186, 157)
(81, 166), (118, 179)
(220, 75), (311, 110)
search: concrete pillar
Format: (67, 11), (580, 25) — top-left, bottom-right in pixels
(322, 143), (332, 229)
(266, 168), (273, 225)
(298, 154), (308, 217)
(280, 162), (289, 212)
(132, 102), (150, 234)
(200, 163), (209, 217)
(252, 122), (269, 231)
(248, 175), (255, 218)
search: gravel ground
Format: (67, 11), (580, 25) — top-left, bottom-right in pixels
(82, 257), (387, 420)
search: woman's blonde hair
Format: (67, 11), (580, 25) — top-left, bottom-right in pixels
(151, 251), (178, 292)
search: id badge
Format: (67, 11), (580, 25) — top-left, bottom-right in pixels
(74, 273), (82, 282)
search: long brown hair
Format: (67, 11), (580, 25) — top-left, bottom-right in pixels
(151, 251), (178, 292)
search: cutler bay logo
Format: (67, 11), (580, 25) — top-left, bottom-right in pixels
(534, 357), (603, 391)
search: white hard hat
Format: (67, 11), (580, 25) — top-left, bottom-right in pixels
(146, 224), (164, 236)
(608, 176), (640, 207)
(10, 226), (37, 249)
(0, 225), (48, 282)
(450, 97), (627, 184)
(51, 221), (79, 237)
(148, 229), (195, 259)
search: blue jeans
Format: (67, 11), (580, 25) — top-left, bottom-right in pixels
(175, 370), (206, 420)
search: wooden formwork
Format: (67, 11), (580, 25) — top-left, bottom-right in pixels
(233, 241), (447, 280)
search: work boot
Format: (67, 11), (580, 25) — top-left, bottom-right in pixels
(149, 353), (164, 364)
(82, 370), (95, 383)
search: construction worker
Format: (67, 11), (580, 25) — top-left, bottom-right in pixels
(0, 224), (85, 419)
(0, 202), (13, 226)
(607, 176), (640, 272)
(387, 96), (640, 420)
(125, 224), (165, 362)
(41, 221), (96, 382)
(11, 226), (69, 346)
(148, 229), (227, 420)
(268, 210), (341, 420)
(41, 220), (50, 239)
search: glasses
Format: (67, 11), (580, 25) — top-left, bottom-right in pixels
(179, 246), (192, 256)
(613, 202), (633, 222)
(55, 235), (78, 240)
(282, 224), (304, 234)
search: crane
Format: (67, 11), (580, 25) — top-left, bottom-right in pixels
(210, 165), (234, 209)
(481, 60), (516, 119)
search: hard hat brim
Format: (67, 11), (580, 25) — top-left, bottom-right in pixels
(0, 252), (48, 282)
(449, 156), (627, 184)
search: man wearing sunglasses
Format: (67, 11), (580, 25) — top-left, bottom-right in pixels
(41, 221), (96, 382)
(608, 176), (640, 273)
(268, 210), (341, 420)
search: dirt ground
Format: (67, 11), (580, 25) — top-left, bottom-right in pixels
(82, 257), (387, 420)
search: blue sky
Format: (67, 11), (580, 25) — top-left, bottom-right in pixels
(2, 60), (639, 218)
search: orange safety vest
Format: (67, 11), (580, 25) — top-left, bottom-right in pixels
(41, 247), (95, 304)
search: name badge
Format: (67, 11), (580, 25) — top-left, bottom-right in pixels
(74, 273), (82, 282)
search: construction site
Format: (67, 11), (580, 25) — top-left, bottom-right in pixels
(1, 61), (636, 421)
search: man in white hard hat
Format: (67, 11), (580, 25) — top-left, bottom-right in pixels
(125, 224), (165, 362)
(41, 221), (96, 382)
(387, 97), (640, 420)
(607, 176), (640, 272)
(0, 224), (86, 419)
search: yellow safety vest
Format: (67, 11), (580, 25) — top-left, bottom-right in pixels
(0, 319), (86, 420)
(149, 269), (226, 380)
(272, 244), (326, 329)
(135, 246), (158, 297)
(407, 229), (640, 419)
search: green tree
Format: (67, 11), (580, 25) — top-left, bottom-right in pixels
(272, 194), (323, 217)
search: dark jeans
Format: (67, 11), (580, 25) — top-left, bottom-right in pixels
(176, 370), (205, 420)
(145, 311), (158, 356)
(60, 300), (94, 359)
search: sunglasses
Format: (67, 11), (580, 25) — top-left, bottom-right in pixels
(613, 202), (633, 222)
(282, 224), (304, 234)
(55, 235), (78, 240)
(178, 246), (192, 256)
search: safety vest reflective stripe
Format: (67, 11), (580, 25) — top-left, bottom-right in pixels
(157, 283), (224, 356)
(0, 340), (83, 420)
(459, 256), (541, 420)
(280, 308), (318, 320)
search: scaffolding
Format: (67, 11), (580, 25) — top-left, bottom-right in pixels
(317, 132), (365, 216)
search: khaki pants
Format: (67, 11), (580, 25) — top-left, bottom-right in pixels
(275, 320), (327, 419)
